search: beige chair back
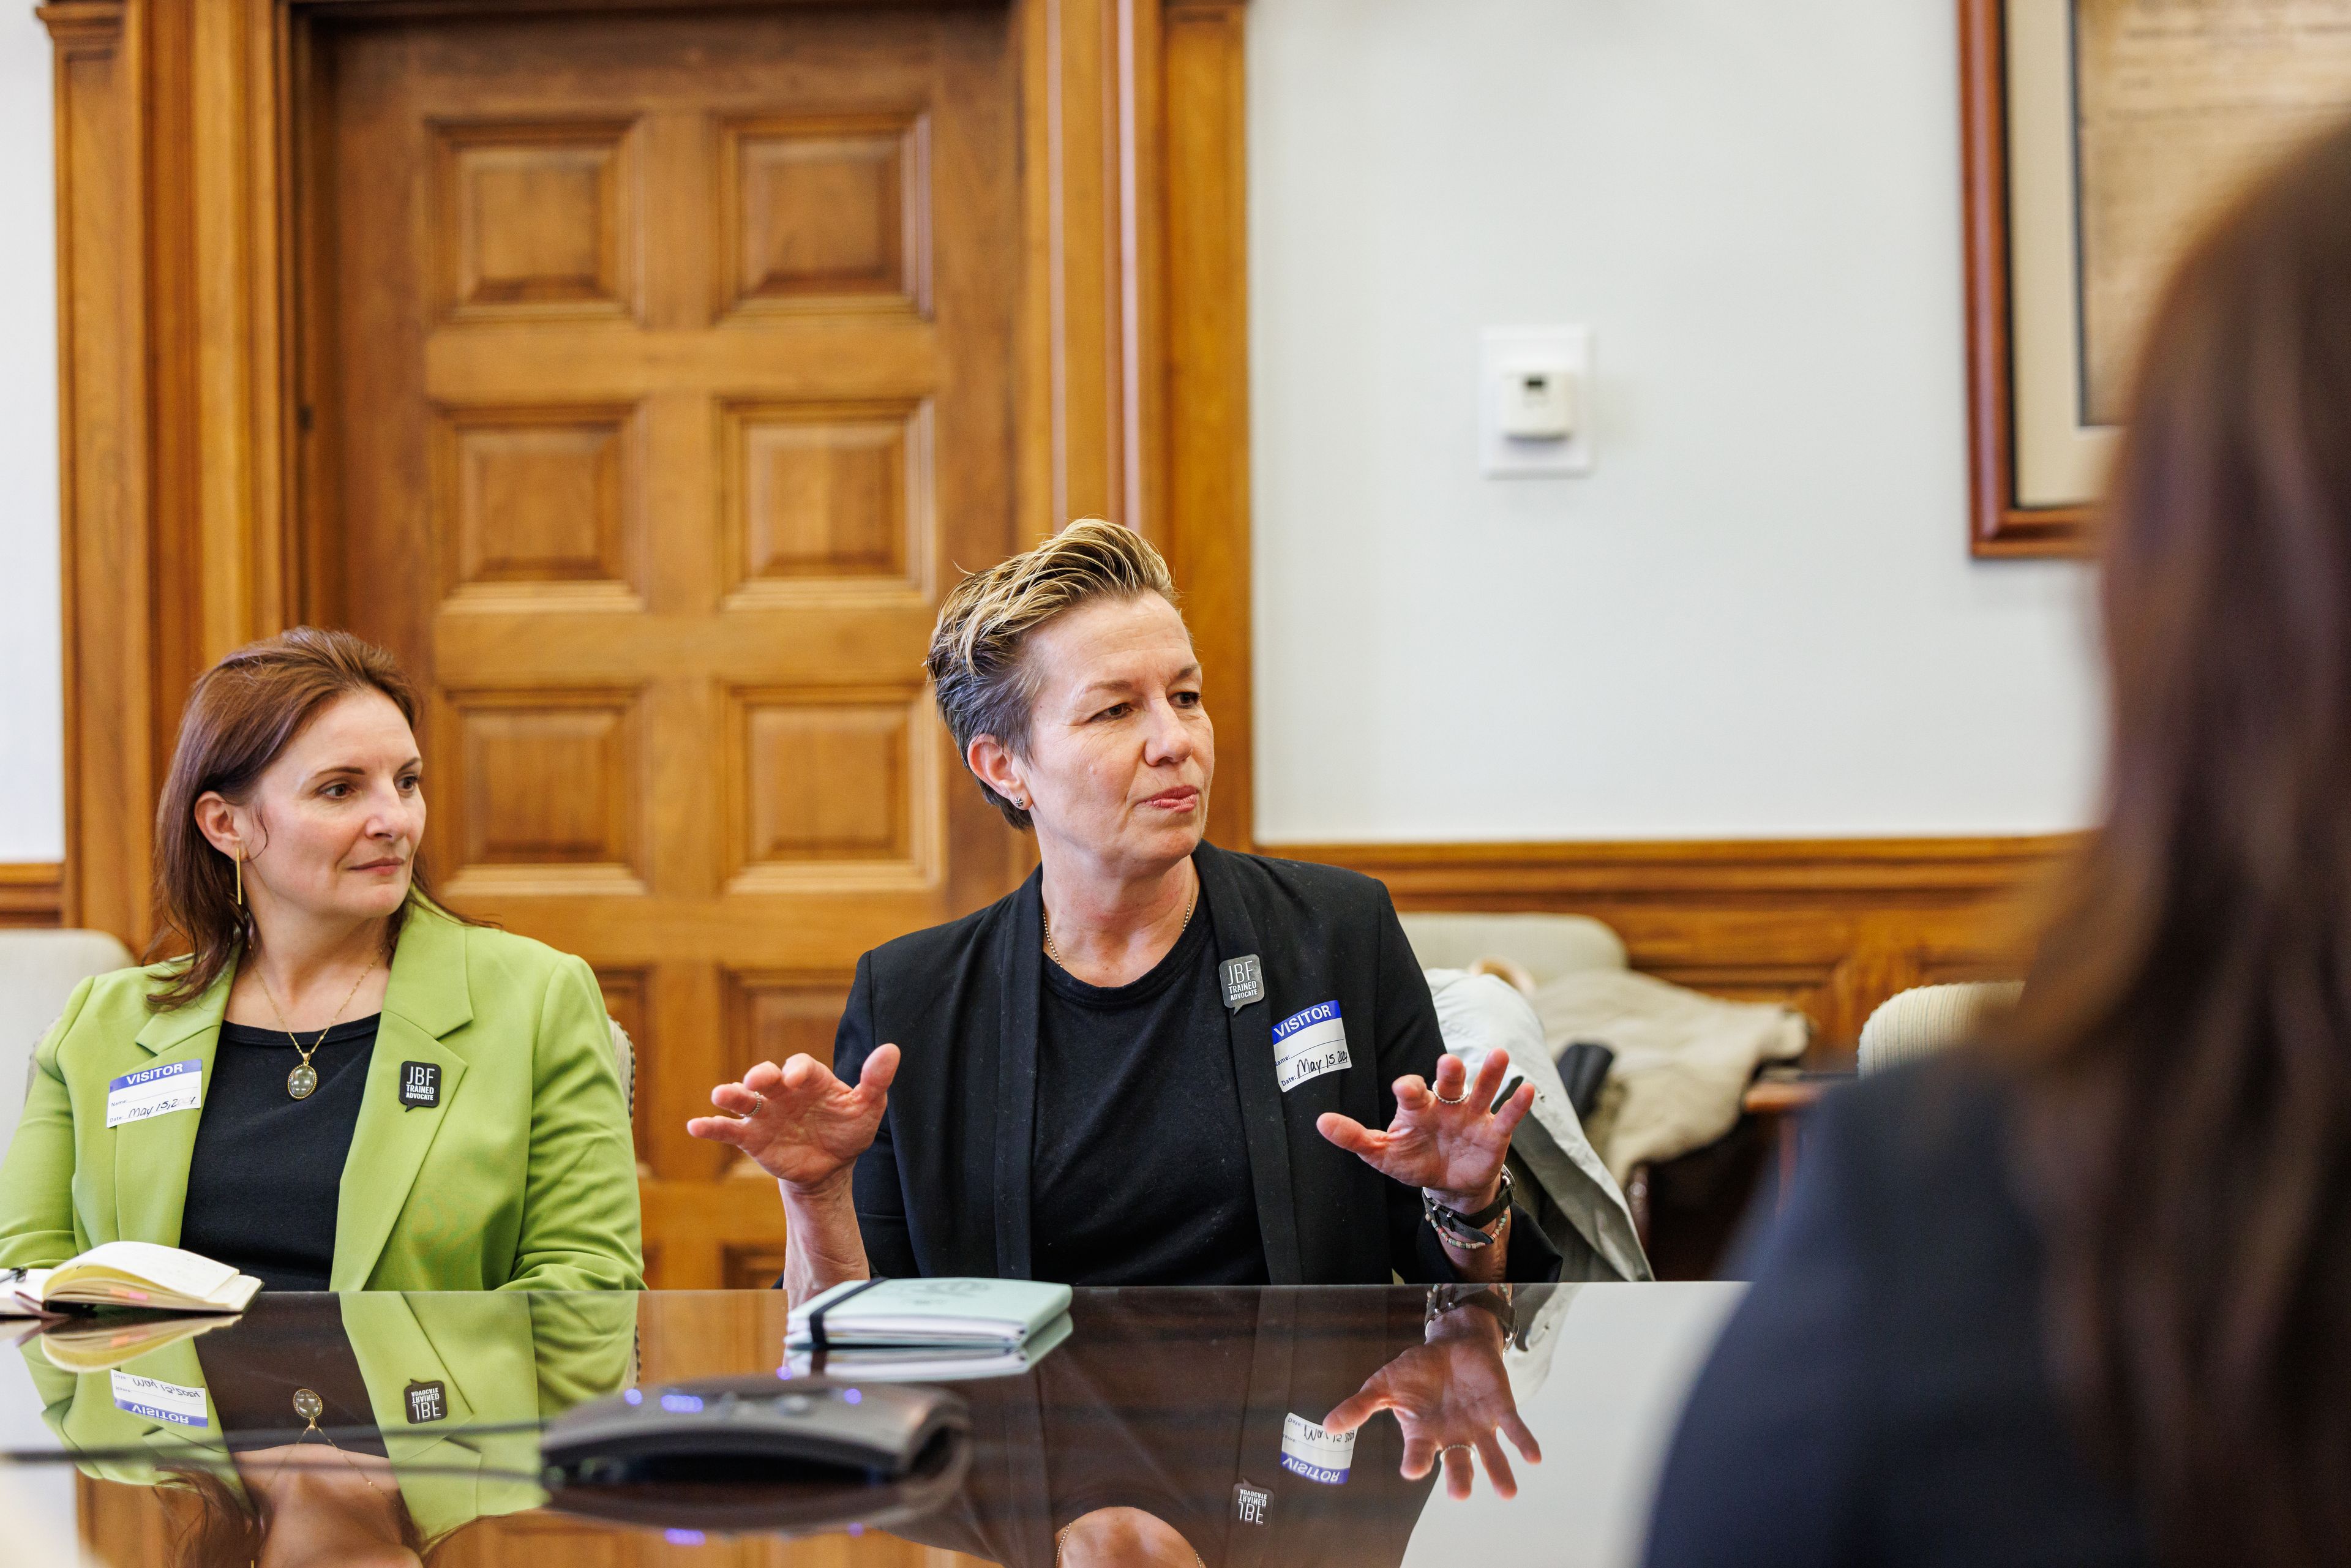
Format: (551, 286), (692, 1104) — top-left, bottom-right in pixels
(0, 929), (136, 1144)
(1397, 912), (1627, 986)
(1857, 981), (2024, 1075)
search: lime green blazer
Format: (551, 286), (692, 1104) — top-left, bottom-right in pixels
(23, 1291), (637, 1537)
(0, 906), (644, 1291)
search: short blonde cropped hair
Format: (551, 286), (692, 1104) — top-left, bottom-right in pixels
(927, 518), (1181, 829)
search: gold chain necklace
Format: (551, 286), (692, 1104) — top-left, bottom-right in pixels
(265, 1386), (386, 1499)
(255, 958), (377, 1101)
(1043, 874), (1197, 969)
(252, 1387), (390, 1568)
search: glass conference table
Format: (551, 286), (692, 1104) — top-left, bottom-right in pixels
(0, 1283), (1741, 1567)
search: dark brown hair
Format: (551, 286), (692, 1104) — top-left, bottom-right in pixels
(2008, 119), (2351, 1565)
(163, 1466), (438, 1567)
(149, 627), (454, 1012)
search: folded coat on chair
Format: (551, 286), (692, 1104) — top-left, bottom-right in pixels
(1424, 969), (1652, 1282)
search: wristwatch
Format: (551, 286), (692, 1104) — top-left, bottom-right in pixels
(1422, 1165), (1513, 1249)
(1427, 1283), (1517, 1341)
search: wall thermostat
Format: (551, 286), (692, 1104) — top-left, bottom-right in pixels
(1480, 326), (1594, 477)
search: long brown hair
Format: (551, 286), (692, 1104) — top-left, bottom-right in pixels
(2008, 121), (2351, 1564)
(162, 1466), (441, 1567)
(149, 628), (456, 1012)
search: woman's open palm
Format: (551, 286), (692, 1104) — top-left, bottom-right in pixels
(688, 1045), (899, 1190)
(1316, 1048), (1534, 1203)
(1324, 1308), (1540, 1500)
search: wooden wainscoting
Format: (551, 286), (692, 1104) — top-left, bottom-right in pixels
(1280, 836), (2080, 1065)
(0, 863), (66, 928)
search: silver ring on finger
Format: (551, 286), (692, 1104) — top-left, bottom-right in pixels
(1434, 1087), (1469, 1106)
(1438, 1443), (1475, 1458)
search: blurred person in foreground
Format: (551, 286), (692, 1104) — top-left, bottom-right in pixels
(1644, 122), (2351, 1566)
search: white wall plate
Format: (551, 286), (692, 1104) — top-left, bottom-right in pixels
(1480, 324), (1595, 477)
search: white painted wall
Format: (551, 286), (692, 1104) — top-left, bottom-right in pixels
(0, 20), (62, 861)
(0, 8), (2104, 859)
(1247, 0), (2105, 841)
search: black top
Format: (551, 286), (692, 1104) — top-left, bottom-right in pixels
(179, 1015), (380, 1294)
(834, 842), (1558, 1286)
(894, 1289), (1438, 1568)
(195, 1294), (386, 1455)
(1642, 1060), (2150, 1567)
(1032, 901), (1267, 1286)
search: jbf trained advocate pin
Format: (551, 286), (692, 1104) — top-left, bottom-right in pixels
(405, 1380), (448, 1424)
(399, 1062), (440, 1109)
(1221, 954), (1264, 1011)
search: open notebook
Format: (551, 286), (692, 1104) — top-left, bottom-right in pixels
(4, 1242), (261, 1317)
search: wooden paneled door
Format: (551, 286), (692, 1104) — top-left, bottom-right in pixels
(313, 10), (1024, 1286)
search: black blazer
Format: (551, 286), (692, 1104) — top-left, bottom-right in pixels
(832, 842), (1558, 1285)
(1643, 1060), (2149, 1567)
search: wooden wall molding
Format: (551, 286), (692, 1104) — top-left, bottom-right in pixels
(34, 3), (125, 56)
(1162, 0), (1253, 851)
(1282, 835), (2080, 1062)
(0, 864), (68, 928)
(43, 0), (1256, 946)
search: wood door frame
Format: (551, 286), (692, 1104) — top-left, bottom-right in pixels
(39, 0), (1256, 946)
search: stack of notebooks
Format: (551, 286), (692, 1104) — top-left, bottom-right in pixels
(784, 1277), (1073, 1381)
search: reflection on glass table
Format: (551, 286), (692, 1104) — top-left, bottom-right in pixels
(0, 1283), (1739, 1568)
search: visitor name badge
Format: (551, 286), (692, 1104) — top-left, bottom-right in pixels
(105, 1060), (203, 1128)
(110, 1370), (208, 1428)
(1272, 1000), (1351, 1093)
(1279, 1412), (1356, 1484)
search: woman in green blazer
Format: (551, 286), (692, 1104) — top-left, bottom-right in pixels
(0, 629), (642, 1293)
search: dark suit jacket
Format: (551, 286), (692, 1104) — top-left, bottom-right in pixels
(1642, 1060), (2150, 1567)
(831, 841), (1558, 1285)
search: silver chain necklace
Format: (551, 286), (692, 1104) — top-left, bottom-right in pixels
(1043, 876), (1198, 969)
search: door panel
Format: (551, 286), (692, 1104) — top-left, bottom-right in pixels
(320, 7), (1022, 1286)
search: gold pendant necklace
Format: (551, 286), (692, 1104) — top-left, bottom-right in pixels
(257, 957), (377, 1101)
(267, 1387), (386, 1494)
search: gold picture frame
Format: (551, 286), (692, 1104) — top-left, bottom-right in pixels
(1962, 0), (2351, 557)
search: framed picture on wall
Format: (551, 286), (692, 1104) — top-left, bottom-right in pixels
(1960, 0), (2351, 557)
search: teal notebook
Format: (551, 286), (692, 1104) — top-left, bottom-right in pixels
(785, 1277), (1073, 1349)
(783, 1312), (1074, 1381)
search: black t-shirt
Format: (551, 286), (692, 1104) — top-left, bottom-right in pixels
(1030, 903), (1269, 1286)
(887, 1290), (1438, 1568)
(195, 1294), (387, 1454)
(178, 1015), (380, 1293)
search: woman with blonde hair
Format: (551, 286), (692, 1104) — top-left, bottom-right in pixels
(0, 627), (642, 1293)
(696, 520), (1561, 1305)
